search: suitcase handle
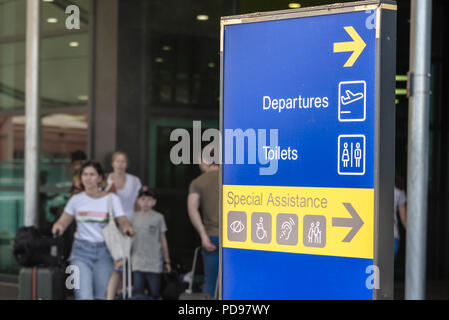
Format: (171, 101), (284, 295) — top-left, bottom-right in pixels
(51, 234), (64, 267)
(121, 237), (132, 299)
(186, 246), (201, 294)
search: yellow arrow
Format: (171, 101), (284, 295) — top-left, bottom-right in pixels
(333, 26), (366, 67)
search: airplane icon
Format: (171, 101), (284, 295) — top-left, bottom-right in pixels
(340, 90), (364, 105)
(338, 80), (366, 122)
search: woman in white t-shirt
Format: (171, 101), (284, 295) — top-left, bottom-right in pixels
(106, 151), (142, 218)
(104, 151), (142, 299)
(52, 161), (134, 300)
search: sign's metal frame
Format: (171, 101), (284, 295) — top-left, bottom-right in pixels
(219, 0), (396, 300)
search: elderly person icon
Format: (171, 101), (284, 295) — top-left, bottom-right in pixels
(314, 221), (322, 244)
(308, 222), (315, 243)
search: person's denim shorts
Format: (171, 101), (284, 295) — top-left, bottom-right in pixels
(69, 238), (114, 300)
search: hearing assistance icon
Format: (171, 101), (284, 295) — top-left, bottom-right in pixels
(277, 214), (298, 246)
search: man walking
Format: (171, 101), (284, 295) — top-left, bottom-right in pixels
(187, 156), (219, 297)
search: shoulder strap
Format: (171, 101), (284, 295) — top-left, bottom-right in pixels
(108, 194), (115, 220)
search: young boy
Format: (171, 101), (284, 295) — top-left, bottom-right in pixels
(130, 186), (171, 299)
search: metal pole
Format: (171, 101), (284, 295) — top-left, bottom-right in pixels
(24, 0), (40, 227)
(405, 0), (432, 300)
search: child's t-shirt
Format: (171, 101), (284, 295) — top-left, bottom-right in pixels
(129, 210), (167, 273)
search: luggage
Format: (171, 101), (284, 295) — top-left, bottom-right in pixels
(121, 253), (132, 300)
(49, 204), (76, 261)
(178, 291), (214, 300)
(18, 234), (67, 300)
(178, 246), (215, 300)
(161, 263), (189, 300)
(18, 266), (66, 300)
(13, 226), (65, 267)
(110, 236), (134, 300)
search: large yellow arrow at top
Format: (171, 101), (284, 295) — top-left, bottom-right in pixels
(333, 26), (366, 67)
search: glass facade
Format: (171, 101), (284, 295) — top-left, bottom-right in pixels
(0, 0), (27, 274)
(145, 0), (223, 255)
(0, 0), (89, 274)
(148, 0), (221, 108)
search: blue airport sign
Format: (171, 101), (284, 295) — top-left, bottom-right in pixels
(220, 1), (397, 300)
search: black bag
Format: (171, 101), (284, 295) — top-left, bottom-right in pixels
(16, 226), (70, 300)
(13, 226), (61, 267)
(162, 267), (189, 300)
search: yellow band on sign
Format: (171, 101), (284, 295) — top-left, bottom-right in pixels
(222, 185), (374, 259)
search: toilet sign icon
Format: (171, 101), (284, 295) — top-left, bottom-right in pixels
(338, 135), (366, 175)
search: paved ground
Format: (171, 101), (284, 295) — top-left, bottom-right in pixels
(394, 280), (449, 300)
(0, 282), (18, 300)
(1, 280), (448, 300)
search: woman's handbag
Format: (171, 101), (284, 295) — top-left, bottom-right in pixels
(102, 194), (132, 261)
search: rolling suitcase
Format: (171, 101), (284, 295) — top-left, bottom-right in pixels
(121, 249), (132, 300)
(110, 236), (133, 300)
(18, 234), (66, 300)
(19, 266), (66, 300)
(178, 246), (216, 300)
